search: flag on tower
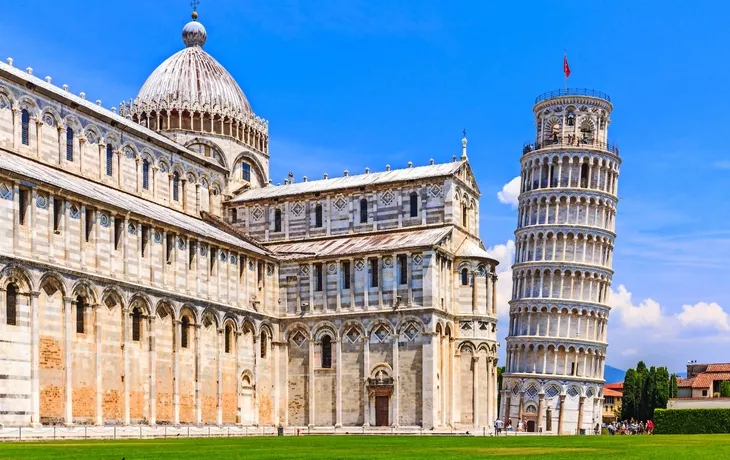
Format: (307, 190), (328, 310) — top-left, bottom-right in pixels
(563, 53), (571, 78)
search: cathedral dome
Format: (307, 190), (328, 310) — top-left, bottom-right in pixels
(122, 11), (269, 154)
(134, 14), (252, 117)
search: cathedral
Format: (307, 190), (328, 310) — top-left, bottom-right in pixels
(0, 10), (500, 429)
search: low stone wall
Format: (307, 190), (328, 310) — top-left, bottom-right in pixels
(667, 398), (730, 409)
(0, 425), (556, 441)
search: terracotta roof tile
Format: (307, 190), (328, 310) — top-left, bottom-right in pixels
(677, 377), (694, 388)
(605, 382), (624, 390)
(691, 372), (730, 389)
(706, 364), (730, 372)
(604, 388), (622, 397)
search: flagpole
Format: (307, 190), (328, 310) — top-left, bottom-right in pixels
(564, 50), (568, 92)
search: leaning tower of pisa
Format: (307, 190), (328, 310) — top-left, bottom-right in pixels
(501, 89), (620, 435)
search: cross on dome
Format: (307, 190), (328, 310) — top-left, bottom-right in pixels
(183, 1), (206, 47)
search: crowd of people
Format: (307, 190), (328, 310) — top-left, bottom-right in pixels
(606, 419), (654, 435)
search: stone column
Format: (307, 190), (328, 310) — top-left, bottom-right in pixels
(377, 255), (384, 308)
(450, 338), (457, 426)
(308, 338), (315, 427)
(95, 304), (103, 426)
(363, 335), (370, 427)
(518, 391), (525, 422)
(392, 332), (399, 427)
(122, 305), (130, 425)
(234, 331), (243, 425)
(217, 327), (223, 426)
(471, 271), (478, 313)
(492, 274), (498, 316)
(486, 357), (493, 429)
(173, 319), (180, 425)
(503, 392), (511, 426)
(30, 292), (41, 426)
(64, 296), (73, 425)
(557, 394), (566, 435)
(537, 393), (545, 433)
(472, 355), (480, 428)
(406, 253), (413, 306)
(577, 395), (586, 434)
(335, 261), (342, 312)
(421, 332), (436, 429)
(335, 338), (342, 428)
(149, 315), (157, 425)
(195, 324), (202, 425)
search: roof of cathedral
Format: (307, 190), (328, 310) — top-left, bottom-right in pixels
(453, 237), (493, 260)
(0, 151), (269, 256)
(131, 12), (258, 128)
(267, 226), (453, 260)
(232, 161), (465, 202)
(0, 60), (227, 173)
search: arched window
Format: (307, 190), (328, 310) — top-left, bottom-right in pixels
(142, 159), (150, 190)
(260, 332), (268, 358)
(6, 283), (17, 326)
(172, 172), (180, 201)
(274, 208), (282, 232)
(106, 144), (114, 176)
(360, 198), (368, 223)
(181, 316), (190, 348)
(580, 163), (590, 188)
(314, 204), (323, 228)
(462, 204), (468, 228)
(66, 127), (74, 161)
(76, 296), (85, 334)
(409, 192), (418, 217)
(225, 324), (233, 353)
(567, 110), (575, 126)
(132, 307), (142, 342)
(241, 162), (251, 182)
(21, 110), (30, 146)
(321, 335), (332, 368)
(461, 268), (469, 286)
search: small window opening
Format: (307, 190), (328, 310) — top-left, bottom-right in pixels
(342, 261), (351, 289)
(6, 283), (18, 326)
(315, 204), (323, 228)
(409, 192), (418, 217)
(321, 335), (332, 368)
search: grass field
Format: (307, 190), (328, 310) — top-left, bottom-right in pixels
(2, 434), (728, 459)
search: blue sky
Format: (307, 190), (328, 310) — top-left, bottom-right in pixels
(3, 0), (730, 373)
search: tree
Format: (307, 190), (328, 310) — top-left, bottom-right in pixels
(670, 374), (679, 398)
(620, 361), (672, 421)
(622, 368), (637, 420)
(720, 381), (730, 398)
(654, 367), (670, 412)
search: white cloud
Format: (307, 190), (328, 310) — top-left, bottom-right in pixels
(677, 302), (730, 331)
(497, 176), (521, 208)
(485, 240), (515, 319)
(606, 285), (730, 371)
(609, 285), (664, 328)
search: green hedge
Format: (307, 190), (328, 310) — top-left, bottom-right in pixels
(655, 408), (730, 434)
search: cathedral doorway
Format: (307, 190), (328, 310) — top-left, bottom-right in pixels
(375, 396), (389, 426)
(526, 420), (536, 432)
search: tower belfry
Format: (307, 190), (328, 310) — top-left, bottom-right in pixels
(501, 88), (621, 434)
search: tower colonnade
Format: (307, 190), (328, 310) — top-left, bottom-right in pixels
(502, 89), (621, 435)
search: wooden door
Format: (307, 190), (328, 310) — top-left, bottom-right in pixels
(375, 396), (389, 426)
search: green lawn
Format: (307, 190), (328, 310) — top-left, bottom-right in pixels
(1, 434), (728, 459)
